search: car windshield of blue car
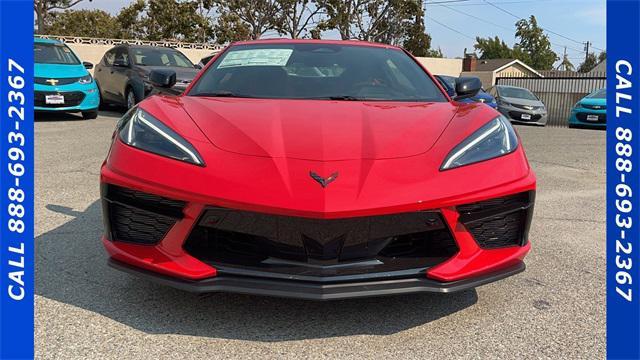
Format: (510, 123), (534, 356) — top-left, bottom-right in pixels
(498, 87), (538, 100)
(132, 48), (194, 68)
(587, 88), (606, 99)
(34, 43), (80, 65)
(188, 43), (448, 102)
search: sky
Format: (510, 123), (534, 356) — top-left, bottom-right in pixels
(77, 0), (606, 65)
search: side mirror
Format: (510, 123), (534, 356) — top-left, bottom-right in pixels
(149, 69), (177, 88)
(82, 61), (93, 70)
(454, 77), (482, 100)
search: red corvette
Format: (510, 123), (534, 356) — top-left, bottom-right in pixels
(101, 40), (535, 300)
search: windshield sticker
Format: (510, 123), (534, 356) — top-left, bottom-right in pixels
(218, 49), (293, 68)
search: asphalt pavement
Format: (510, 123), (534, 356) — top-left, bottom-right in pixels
(35, 111), (605, 359)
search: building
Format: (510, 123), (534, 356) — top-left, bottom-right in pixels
(460, 55), (543, 87)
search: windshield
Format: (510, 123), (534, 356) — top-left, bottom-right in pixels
(587, 88), (606, 99)
(132, 47), (194, 67)
(34, 43), (80, 65)
(498, 86), (538, 100)
(189, 43), (447, 102)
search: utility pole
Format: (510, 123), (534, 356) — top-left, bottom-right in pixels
(584, 41), (591, 63)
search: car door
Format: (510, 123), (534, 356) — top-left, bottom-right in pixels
(110, 48), (132, 105)
(94, 48), (116, 102)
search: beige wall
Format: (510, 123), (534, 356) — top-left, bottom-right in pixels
(415, 57), (463, 76)
(496, 64), (532, 77)
(64, 43), (216, 75)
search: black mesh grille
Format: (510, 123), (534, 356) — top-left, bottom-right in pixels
(109, 203), (177, 244)
(457, 192), (534, 249)
(183, 209), (459, 278)
(508, 111), (542, 122)
(576, 112), (607, 123)
(34, 91), (85, 108)
(581, 104), (606, 110)
(102, 185), (185, 245)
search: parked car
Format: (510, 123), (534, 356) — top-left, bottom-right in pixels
(94, 44), (199, 109)
(489, 85), (547, 126)
(568, 88), (606, 129)
(101, 39), (536, 300)
(34, 38), (99, 119)
(435, 75), (497, 108)
(196, 53), (216, 69)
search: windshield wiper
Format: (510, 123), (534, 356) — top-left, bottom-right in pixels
(303, 95), (365, 101)
(191, 91), (256, 98)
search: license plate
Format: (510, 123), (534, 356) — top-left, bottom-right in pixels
(586, 114), (599, 121)
(45, 94), (64, 104)
(520, 113), (531, 120)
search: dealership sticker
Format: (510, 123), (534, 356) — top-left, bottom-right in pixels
(0, 0), (35, 358)
(607, 1), (640, 358)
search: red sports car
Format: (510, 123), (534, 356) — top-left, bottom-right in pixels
(101, 40), (535, 300)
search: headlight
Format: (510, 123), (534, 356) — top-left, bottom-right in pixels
(118, 107), (204, 166)
(498, 99), (511, 107)
(441, 115), (518, 170)
(78, 75), (93, 84)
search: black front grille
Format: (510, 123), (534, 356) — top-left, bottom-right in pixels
(508, 111), (542, 122)
(34, 77), (80, 85)
(102, 185), (185, 245)
(34, 91), (85, 108)
(457, 192), (534, 249)
(576, 112), (607, 123)
(184, 209), (458, 279)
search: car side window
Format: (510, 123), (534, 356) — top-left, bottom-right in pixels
(115, 48), (129, 66)
(103, 49), (116, 66)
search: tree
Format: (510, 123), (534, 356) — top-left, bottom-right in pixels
(317, 0), (395, 41)
(34, 0), (89, 34)
(277, 0), (324, 39)
(577, 53), (598, 73)
(115, 0), (146, 39)
(474, 36), (515, 59)
(46, 9), (118, 38)
(598, 50), (606, 63)
(213, 0), (282, 41)
(557, 52), (575, 71)
(142, 0), (213, 42)
(514, 15), (558, 70)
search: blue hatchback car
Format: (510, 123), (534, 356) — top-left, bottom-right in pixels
(568, 88), (606, 129)
(35, 38), (100, 119)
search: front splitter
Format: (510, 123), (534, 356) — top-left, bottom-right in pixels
(108, 258), (525, 301)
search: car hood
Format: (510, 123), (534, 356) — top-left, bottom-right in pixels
(34, 63), (88, 78)
(501, 96), (543, 107)
(179, 97), (458, 161)
(579, 97), (606, 106)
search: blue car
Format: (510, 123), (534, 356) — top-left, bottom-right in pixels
(568, 88), (606, 129)
(435, 75), (497, 108)
(35, 38), (100, 119)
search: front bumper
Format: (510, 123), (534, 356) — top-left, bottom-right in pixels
(109, 258), (526, 300)
(498, 105), (547, 126)
(568, 108), (607, 128)
(34, 81), (99, 112)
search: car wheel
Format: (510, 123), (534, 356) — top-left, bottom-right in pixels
(126, 88), (137, 110)
(82, 110), (98, 120)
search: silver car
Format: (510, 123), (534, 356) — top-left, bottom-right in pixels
(489, 85), (548, 126)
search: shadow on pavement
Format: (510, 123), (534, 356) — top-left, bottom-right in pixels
(35, 110), (123, 122)
(37, 200), (478, 341)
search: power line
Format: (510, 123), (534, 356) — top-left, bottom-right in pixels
(425, 15), (476, 41)
(481, 0), (605, 51)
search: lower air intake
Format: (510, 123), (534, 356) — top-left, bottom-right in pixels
(457, 191), (535, 249)
(102, 184), (185, 245)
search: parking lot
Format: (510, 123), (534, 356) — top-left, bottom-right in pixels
(35, 111), (605, 359)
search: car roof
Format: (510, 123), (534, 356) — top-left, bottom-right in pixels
(229, 38), (402, 50)
(34, 37), (62, 45)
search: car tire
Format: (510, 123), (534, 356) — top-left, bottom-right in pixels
(82, 110), (98, 120)
(126, 88), (138, 110)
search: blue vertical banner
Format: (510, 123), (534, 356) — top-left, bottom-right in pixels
(607, 0), (640, 359)
(0, 0), (35, 359)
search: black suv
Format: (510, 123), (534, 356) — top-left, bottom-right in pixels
(94, 44), (199, 109)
